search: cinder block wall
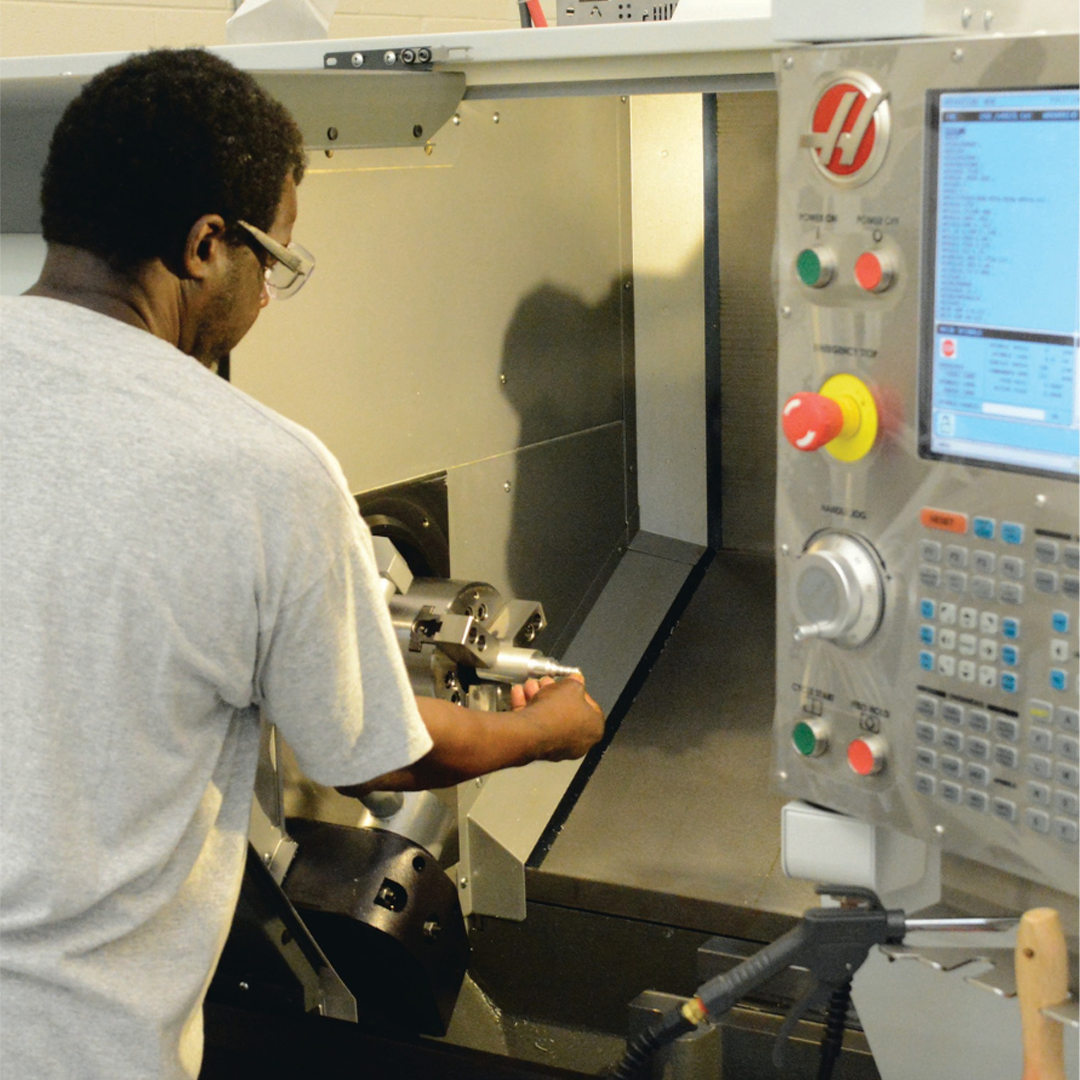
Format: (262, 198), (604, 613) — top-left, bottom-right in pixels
(0, 0), (557, 58)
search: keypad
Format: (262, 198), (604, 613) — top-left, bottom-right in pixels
(914, 513), (1078, 848)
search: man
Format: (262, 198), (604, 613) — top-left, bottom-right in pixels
(0, 48), (604, 1079)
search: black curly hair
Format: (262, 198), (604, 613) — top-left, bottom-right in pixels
(40, 48), (306, 271)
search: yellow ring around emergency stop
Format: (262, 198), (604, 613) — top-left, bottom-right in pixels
(820, 373), (877, 462)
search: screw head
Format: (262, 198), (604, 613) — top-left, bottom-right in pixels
(351, 52), (364, 66)
(384, 50), (397, 65)
(327, 127), (339, 141)
(492, 112), (501, 124)
(503, 482), (512, 493)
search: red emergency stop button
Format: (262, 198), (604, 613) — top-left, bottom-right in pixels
(848, 735), (888, 776)
(782, 392), (844, 452)
(854, 251), (894, 293)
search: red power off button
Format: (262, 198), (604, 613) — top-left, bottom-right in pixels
(848, 736), (888, 776)
(855, 251), (895, 294)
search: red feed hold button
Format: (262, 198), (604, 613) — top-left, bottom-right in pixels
(848, 735), (888, 776)
(782, 392), (844, 452)
(855, 251), (894, 294)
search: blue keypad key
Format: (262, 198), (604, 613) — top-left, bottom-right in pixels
(1052, 611), (1070, 634)
(920, 599), (936, 620)
(1002, 618), (1020, 640)
(1051, 669), (1068, 692)
(919, 651), (935, 672)
(1001, 672), (1019, 693)
(1001, 645), (1019, 666)
(920, 625), (936, 645)
(973, 517), (995, 540)
(1002, 522), (1024, 545)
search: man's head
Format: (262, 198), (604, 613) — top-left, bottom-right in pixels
(40, 48), (306, 274)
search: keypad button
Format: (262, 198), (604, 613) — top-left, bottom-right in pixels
(1054, 735), (1080, 762)
(915, 772), (936, 796)
(966, 736), (990, 761)
(1034, 540), (1060, 564)
(1002, 617), (1020, 639)
(1054, 763), (1080, 788)
(941, 728), (964, 752)
(938, 655), (957, 677)
(1052, 610), (1071, 634)
(1034, 569), (1059, 594)
(973, 517), (995, 540)
(941, 703), (964, 726)
(1063, 576), (1079, 600)
(920, 624), (936, 645)
(1064, 545), (1079, 571)
(992, 796), (1019, 822)
(920, 540), (943, 563)
(920, 565), (942, 588)
(1053, 791), (1080, 817)
(1029, 727), (1054, 753)
(1000, 645), (1019, 666)
(958, 660), (976, 682)
(994, 717), (1020, 742)
(978, 665), (996, 688)
(979, 611), (999, 635)
(945, 571), (968, 594)
(1050, 669), (1068, 693)
(1001, 672), (1019, 693)
(1001, 522), (1024, 545)
(939, 603), (958, 626)
(915, 721), (938, 745)
(939, 629), (958, 651)
(945, 545), (968, 569)
(1050, 639), (1070, 662)
(967, 710), (991, 734)
(958, 633), (977, 656)
(994, 745), (1020, 769)
(916, 747), (937, 770)
(966, 762), (990, 786)
(916, 694), (939, 718)
(1056, 707), (1079, 734)
(919, 650), (935, 672)
(920, 598), (936, 619)
(940, 755), (963, 778)
(971, 576), (995, 601)
(1051, 818), (1079, 844)
(959, 607), (978, 630)
(966, 789), (990, 812)
(1000, 582), (1024, 605)
(978, 639), (997, 662)
(1028, 699), (1054, 725)
(941, 781), (963, 805)
(1027, 781), (1051, 807)
(1028, 755), (1053, 780)
(1001, 557), (1024, 581)
(973, 551), (996, 575)
(1025, 808), (1051, 834)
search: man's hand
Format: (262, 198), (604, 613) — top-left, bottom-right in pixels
(509, 673), (604, 761)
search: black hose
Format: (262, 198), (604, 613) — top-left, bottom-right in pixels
(518, 1), (531, 27)
(816, 979), (852, 1080)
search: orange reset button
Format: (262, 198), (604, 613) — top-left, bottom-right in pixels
(920, 508), (968, 534)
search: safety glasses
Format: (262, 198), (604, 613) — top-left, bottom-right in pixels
(237, 219), (315, 300)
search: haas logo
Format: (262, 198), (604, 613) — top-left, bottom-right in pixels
(801, 73), (890, 187)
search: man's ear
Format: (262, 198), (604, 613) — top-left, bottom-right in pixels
(181, 214), (229, 281)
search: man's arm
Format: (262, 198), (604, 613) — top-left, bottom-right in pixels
(338, 675), (604, 797)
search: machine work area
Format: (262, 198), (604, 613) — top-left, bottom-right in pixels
(0, 1), (1077, 1077)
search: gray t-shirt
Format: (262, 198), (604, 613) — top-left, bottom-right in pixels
(0, 296), (433, 1078)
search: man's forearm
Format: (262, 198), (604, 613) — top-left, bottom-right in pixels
(338, 678), (604, 798)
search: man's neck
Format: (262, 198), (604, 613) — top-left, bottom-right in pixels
(25, 244), (182, 348)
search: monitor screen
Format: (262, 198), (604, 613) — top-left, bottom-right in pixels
(920, 86), (1080, 479)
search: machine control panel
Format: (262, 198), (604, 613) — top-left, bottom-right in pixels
(772, 33), (1079, 895)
